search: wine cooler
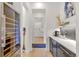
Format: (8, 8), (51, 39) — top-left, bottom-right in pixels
(0, 3), (20, 57)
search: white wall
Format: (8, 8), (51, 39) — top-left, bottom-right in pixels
(20, 3), (33, 52)
(75, 2), (79, 57)
(21, 5), (29, 52)
(44, 2), (61, 50)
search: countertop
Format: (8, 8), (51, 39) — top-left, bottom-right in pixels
(49, 33), (76, 54)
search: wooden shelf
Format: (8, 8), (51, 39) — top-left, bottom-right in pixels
(6, 24), (14, 28)
(6, 28), (18, 30)
(6, 22), (16, 26)
(6, 40), (15, 45)
(6, 32), (16, 34)
(6, 34), (15, 38)
(5, 16), (19, 25)
(5, 47), (18, 57)
(5, 50), (12, 56)
(6, 36), (16, 40)
(4, 44), (16, 52)
(5, 15), (17, 22)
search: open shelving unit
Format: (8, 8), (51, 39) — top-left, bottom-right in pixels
(2, 3), (20, 57)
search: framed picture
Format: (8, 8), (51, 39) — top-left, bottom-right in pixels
(64, 2), (75, 18)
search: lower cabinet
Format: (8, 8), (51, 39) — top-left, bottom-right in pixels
(57, 43), (76, 57)
(49, 37), (76, 57)
(49, 37), (57, 57)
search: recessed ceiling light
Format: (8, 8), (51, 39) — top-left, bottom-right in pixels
(34, 3), (44, 8)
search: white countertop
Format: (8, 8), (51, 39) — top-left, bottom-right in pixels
(49, 33), (76, 54)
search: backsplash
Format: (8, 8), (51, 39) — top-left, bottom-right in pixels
(60, 28), (76, 40)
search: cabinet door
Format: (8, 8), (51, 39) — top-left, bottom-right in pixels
(57, 43), (76, 57)
(57, 43), (66, 57)
(49, 37), (57, 56)
(49, 37), (52, 51)
(49, 37), (76, 57)
(52, 39), (57, 57)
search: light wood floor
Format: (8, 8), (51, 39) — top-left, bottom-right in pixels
(22, 48), (52, 57)
(32, 37), (44, 44)
(22, 37), (52, 57)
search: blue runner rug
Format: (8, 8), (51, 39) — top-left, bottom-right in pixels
(32, 44), (46, 48)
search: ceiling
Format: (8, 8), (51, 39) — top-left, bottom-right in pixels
(28, 2), (62, 19)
